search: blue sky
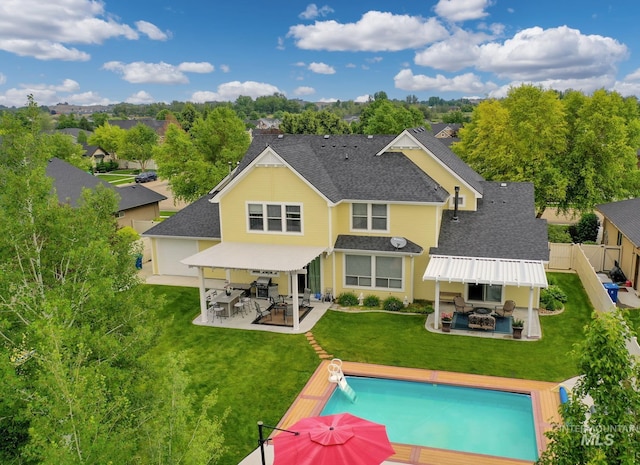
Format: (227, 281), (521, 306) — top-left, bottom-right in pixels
(1, 0), (640, 107)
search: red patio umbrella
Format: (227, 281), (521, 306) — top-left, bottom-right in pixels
(272, 413), (395, 465)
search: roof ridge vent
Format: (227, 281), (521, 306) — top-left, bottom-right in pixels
(324, 134), (330, 139)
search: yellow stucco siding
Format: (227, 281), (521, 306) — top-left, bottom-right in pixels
(392, 148), (478, 211)
(219, 166), (329, 246)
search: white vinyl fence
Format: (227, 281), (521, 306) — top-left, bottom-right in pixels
(547, 243), (620, 273)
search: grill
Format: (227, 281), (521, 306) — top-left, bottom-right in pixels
(255, 276), (272, 298)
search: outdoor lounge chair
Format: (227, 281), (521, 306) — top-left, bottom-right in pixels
(494, 300), (515, 318)
(453, 296), (474, 315)
(254, 300), (271, 321)
(299, 288), (311, 307)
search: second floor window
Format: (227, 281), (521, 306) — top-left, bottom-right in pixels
(248, 203), (302, 233)
(352, 203), (388, 231)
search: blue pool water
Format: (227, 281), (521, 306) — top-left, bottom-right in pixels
(321, 377), (538, 461)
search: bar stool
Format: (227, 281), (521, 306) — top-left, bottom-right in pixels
(212, 305), (226, 322)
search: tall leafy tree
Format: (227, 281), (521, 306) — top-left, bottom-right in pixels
(0, 108), (227, 464)
(454, 85), (568, 216)
(119, 122), (158, 171)
(280, 109), (351, 134)
(360, 100), (425, 134)
(190, 106), (250, 166)
(537, 310), (640, 464)
(153, 123), (219, 202)
(560, 89), (640, 212)
(87, 121), (125, 156)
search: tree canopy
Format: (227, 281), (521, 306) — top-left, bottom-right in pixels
(453, 85), (640, 216)
(537, 310), (640, 464)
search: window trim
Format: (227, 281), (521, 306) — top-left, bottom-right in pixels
(246, 202), (303, 235)
(350, 203), (389, 233)
(449, 195), (466, 208)
(344, 253), (403, 291)
(466, 283), (503, 303)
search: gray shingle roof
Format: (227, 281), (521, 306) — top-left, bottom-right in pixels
(334, 235), (423, 255)
(430, 181), (549, 261)
(409, 127), (484, 194)
(46, 158), (166, 211)
(236, 134), (450, 204)
(143, 193), (220, 239)
(597, 198), (640, 247)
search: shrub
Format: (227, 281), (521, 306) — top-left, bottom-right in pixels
(336, 292), (359, 307)
(569, 212), (600, 243)
(548, 224), (572, 243)
(540, 284), (568, 310)
(383, 296), (403, 312)
(363, 295), (380, 308)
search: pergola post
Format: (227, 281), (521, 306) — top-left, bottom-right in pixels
(198, 267), (207, 323)
(291, 271), (300, 331)
(434, 280), (441, 330)
(527, 286), (535, 338)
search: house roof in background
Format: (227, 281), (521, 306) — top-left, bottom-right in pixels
(597, 197), (640, 247)
(45, 158), (165, 211)
(334, 234), (423, 255)
(234, 132), (453, 204)
(143, 193), (220, 239)
(430, 181), (549, 261)
(109, 118), (167, 134)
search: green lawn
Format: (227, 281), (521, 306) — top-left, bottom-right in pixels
(96, 172), (136, 185)
(148, 272), (595, 465)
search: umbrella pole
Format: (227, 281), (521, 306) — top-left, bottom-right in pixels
(257, 421), (300, 465)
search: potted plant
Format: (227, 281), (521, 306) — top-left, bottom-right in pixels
(441, 312), (453, 332)
(512, 318), (524, 339)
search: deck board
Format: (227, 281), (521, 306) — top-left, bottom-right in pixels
(275, 361), (561, 465)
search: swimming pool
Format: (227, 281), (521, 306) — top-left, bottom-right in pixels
(320, 376), (538, 461)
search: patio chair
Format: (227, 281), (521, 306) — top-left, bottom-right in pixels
(254, 300), (271, 321)
(299, 288), (311, 308)
(494, 300), (515, 318)
(453, 296), (474, 315)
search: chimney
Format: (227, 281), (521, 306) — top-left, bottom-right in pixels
(452, 186), (460, 222)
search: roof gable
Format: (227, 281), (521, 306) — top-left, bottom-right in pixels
(597, 198), (640, 247)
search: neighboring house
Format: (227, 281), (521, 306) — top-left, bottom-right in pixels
(597, 198), (640, 293)
(144, 128), (549, 332)
(429, 123), (461, 147)
(46, 158), (166, 229)
(82, 143), (113, 167)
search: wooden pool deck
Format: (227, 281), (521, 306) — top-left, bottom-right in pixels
(274, 361), (561, 465)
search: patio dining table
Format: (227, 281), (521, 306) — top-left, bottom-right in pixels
(210, 290), (244, 317)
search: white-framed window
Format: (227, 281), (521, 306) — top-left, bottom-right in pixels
(115, 211), (125, 219)
(345, 254), (402, 290)
(449, 195), (466, 208)
(247, 202), (302, 233)
(467, 283), (502, 303)
(351, 203), (388, 231)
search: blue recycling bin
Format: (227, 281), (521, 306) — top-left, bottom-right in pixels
(603, 283), (619, 303)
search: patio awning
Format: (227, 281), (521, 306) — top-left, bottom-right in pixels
(181, 242), (326, 272)
(423, 255), (548, 288)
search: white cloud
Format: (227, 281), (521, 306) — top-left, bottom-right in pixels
(394, 68), (497, 94)
(354, 94), (371, 103)
(308, 62), (335, 74)
(103, 61), (213, 84)
(191, 81), (283, 102)
(488, 75), (617, 99)
(476, 26), (628, 81)
(0, 73), (5, 85)
(288, 11), (449, 52)
(135, 20), (170, 41)
(414, 29), (487, 72)
(177, 62), (214, 73)
(299, 4), (334, 20)
(0, 0), (164, 61)
(317, 97), (338, 103)
(293, 86), (315, 96)
(220, 64), (230, 73)
(434, 0), (493, 23)
(126, 90), (156, 104)
(0, 79), (106, 107)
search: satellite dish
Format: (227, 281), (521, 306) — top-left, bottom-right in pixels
(390, 236), (407, 249)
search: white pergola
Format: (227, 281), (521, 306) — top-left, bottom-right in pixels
(423, 255), (548, 338)
(181, 242), (326, 330)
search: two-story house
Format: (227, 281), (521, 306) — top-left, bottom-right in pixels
(144, 128), (549, 334)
